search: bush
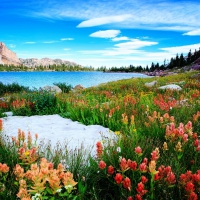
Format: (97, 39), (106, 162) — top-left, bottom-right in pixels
(53, 82), (73, 93)
(0, 82), (29, 96)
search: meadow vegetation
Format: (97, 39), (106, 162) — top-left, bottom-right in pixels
(0, 71), (200, 199)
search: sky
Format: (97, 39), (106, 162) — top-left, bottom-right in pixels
(1, 0), (200, 69)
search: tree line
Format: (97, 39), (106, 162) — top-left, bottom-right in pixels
(0, 64), (95, 72)
(103, 47), (200, 73)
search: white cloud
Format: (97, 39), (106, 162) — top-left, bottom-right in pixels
(90, 30), (121, 38)
(43, 41), (58, 44)
(25, 42), (36, 44)
(77, 14), (132, 27)
(183, 29), (200, 36)
(115, 39), (158, 50)
(160, 43), (200, 54)
(61, 38), (74, 41)
(112, 37), (130, 41)
(63, 48), (70, 51)
(29, 0), (200, 32)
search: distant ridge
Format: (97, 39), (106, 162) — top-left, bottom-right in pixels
(19, 58), (80, 68)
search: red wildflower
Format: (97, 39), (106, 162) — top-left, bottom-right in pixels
(188, 192), (198, 200)
(127, 196), (133, 200)
(120, 158), (129, 171)
(127, 159), (137, 171)
(96, 141), (103, 158)
(107, 165), (114, 175)
(123, 177), (131, 191)
(136, 182), (148, 196)
(135, 194), (142, 200)
(135, 146), (142, 155)
(141, 176), (148, 184)
(98, 160), (106, 170)
(166, 172), (176, 185)
(114, 173), (123, 184)
(139, 163), (147, 173)
(185, 182), (195, 193)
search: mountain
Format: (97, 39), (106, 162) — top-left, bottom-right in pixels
(19, 58), (79, 68)
(0, 42), (21, 66)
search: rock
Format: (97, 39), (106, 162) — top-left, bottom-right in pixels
(145, 80), (157, 87)
(3, 111), (13, 117)
(0, 42), (21, 66)
(74, 84), (85, 90)
(41, 85), (62, 94)
(158, 84), (182, 91)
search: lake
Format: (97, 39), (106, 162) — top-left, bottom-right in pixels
(0, 71), (148, 89)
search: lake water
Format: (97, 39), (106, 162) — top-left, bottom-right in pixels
(0, 71), (148, 89)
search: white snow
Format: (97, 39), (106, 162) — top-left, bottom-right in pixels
(1, 114), (116, 156)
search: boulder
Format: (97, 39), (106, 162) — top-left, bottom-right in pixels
(74, 84), (85, 90)
(0, 42), (21, 66)
(41, 85), (62, 94)
(158, 84), (182, 91)
(145, 80), (157, 87)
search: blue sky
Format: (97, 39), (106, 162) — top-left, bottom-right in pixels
(1, 0), (200, 68)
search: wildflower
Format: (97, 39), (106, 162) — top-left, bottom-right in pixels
(185, 182), (195, 193)
(163, 142), (168, 151)
(135, 194), (142, 200)
(166, 172), (176, 185)
(141, 176), (148, 184)
(196, 146), (200, 151)
(0, 163), (9, 173)
(139, 163), (147, 173)
(107, 165), (115, 175)
(149, 160), (157, 174)
(96, 141), (103, 158)
(127, 196), (133, 200)
(136, 182), (148, 195)
(115, 131), (121, 135)
(116, 147), (121, 153)
(127, 159), (137, 171)
(123, 177), (131, 191)
(98, 160), (106, 170)
(175, 142), (182, 152)
(188, 192), (198, 200)
(114, 173), (123, 184)
(135, 146), (142, 155)
(183, 134), (188, 142)
(120, 158), (129, 171)
(151, 148), (160, 161)
(193, 139), (199, 147)
(0, 119), (2, 131)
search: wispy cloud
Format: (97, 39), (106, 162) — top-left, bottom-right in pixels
(183, 29), (200, 36)
(80, 39), (157, 56)
(90, 30), (121, 38)
(9, 44), (16, 48)
(24, 42), (36, 44)
(43, 41), (58, 44)
(111, 37), (129, 42)
(63, 48), (70, 51)
(77, 14), (132, 27)
(24, 0), (200, 32)
(61, 38), (74, 41)
(160, 43), (200, 54)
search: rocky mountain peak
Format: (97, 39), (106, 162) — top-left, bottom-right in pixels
(0, 42), (21, 66)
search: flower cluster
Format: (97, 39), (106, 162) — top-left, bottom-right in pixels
(0, 163), (9, 193)
(179, 170), (200, 200)
(12, 130), (39, 165)
(14, 158), (77, 199)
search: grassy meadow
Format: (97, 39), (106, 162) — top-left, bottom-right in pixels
(0, 71), (200, 199)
